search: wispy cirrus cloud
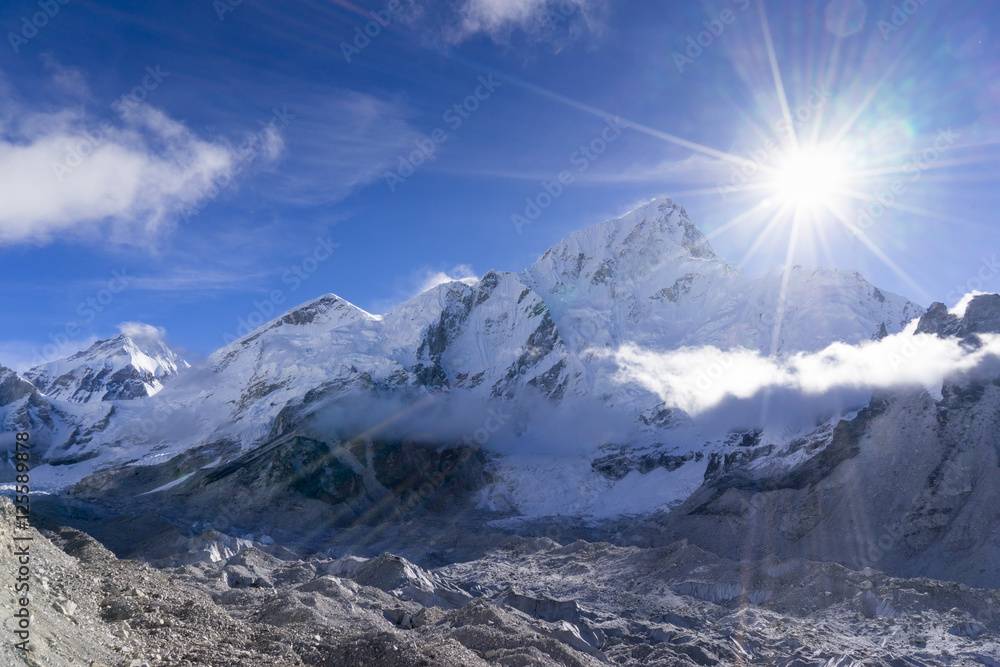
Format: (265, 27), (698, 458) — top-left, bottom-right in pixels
(266, 90), (423, 206)
(123, 268), (273, 293)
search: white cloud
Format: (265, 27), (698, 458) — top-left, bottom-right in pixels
(611, 324), (1000, 420)
(459, 0), (552, 32)
(0, 99), (281, 246)
(117, 321), (167, 340)
(450, 0), (599, 43)
(416, 264), (480, 294)
(40, 56), (91, 99)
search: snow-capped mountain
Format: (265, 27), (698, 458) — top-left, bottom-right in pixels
(24, 324), (188, 403)
(163, 197), (921, 444)
(13, 198), (921, 466)
(0, 326), (188, 464)
(11, 196), (929, 502)
(11, 195), (1000, 587)
(523, 198), (922, 356)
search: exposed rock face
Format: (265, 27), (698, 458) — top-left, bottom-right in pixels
(592, 449), (704, 482)
(916, 302), (967, 338)
(964, 293), (1000, 333)
(0, 365), (36, 406)
(916, 294), (1000, 341)
(43, 433), (492, 563)
(0, 365), (58, 447)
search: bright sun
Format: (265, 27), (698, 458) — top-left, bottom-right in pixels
(769, 144), (850, 214)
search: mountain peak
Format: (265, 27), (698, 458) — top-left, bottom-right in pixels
(278, 294), (376, 327)
(610, 196), (718, 260)
(24, 324), (188, 403)
(529, 197), (720, 279)
(523, 196), (728, 317)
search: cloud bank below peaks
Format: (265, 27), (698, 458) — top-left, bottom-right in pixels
(610, 323), (1000, 427)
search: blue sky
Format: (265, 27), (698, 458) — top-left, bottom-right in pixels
(0, 0), (997, 368)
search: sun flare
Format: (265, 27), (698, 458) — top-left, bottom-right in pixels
(769, 144), (851, 214)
